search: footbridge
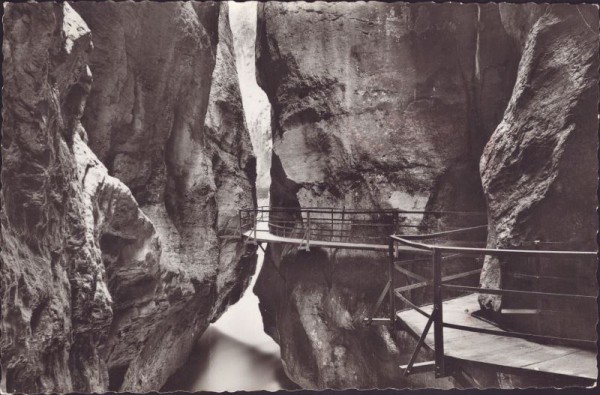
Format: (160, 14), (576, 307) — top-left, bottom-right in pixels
(237, 206), (486, 252)
(234, 206), (597, 387)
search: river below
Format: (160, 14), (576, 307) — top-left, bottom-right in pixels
(162, 248), (297, 392)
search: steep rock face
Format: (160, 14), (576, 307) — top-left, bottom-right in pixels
(256, 2), (518, 214)
(2, 2), (257, 393)
(206, 2), (259, 322)
(1, 3), (158, 392)
(254, 2), (519, 388)
(71, 2), (257, 391)
(479, 4), (599, 341)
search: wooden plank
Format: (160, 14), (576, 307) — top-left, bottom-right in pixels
(396, 294), (598, 381)
(523, 349), (598, 379)
(447, 334), (519, 360)
(398, 309), (436, 348)
(451, 338), (577, 368)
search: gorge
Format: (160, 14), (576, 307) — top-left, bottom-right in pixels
(1, 2), (598, 392)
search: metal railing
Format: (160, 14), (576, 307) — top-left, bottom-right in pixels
(234, 205), (596, 381)
(389, 232), (597, 378)
(239, 206), (487, 250)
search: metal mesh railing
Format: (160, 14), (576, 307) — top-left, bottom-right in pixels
(239, 206), (487, 249)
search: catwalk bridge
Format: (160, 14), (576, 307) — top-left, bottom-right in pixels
(234, 206), (597, 386)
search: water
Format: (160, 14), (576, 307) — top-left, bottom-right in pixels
(162, 249), (297, 392)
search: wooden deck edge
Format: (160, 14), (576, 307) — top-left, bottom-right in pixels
(445, 356), (598, 385)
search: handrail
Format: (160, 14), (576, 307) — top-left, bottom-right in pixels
(240, 206), (488, 249)
(389, 230), (597, 379)
(240, 206), (488, 216)
(396, 224), (488, 240)
(392, 235), (597, 257)
(239, 206), (493, 254)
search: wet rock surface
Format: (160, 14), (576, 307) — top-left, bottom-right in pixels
(478, 4), (599, 341)
(254, 2), (520, 389)
(2, 2), (256, 393)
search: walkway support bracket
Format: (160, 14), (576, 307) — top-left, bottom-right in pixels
(363, 317), (392, 326)
(365, 279), (392, 326)
(403, 310), (436, 376)
(400, 360), (436, 375)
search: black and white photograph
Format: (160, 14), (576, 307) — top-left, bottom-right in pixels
(1, 0), (598, 392)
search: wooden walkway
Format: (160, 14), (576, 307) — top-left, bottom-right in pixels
(397, 294), (597, 381)
(242, 229), (423, 252)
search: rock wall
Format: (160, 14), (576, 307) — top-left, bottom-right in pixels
(479, 4), (599, 341)
(254, 2), (520, 388)
(2, 2), (257, 393)
(256, 2), (518, 214)
(71, 2), (257, 391)
(1, 3), (156, 392)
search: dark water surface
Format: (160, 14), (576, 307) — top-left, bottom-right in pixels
(162, 250), (298, 392)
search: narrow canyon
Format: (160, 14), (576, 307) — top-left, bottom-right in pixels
(1, 2), (598, 392)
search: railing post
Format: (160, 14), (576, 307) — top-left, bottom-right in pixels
(306, 211), (311, 250)
(253, 209), (258, 243)
(331, 208), (334, 242)
(432, 248), (446, 377)
(534, 240), (542, 334)
(341, 207), (345, 242)
(389, 238), (396, 326)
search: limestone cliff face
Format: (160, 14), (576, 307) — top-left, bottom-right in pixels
(257, 2), (518, 215)
(2, 2), (257, 393)
(479, 4), (599, 341)
(71, 2), (256, 391)
(254, 2), (519, 388)
(1, 3), (158, 392)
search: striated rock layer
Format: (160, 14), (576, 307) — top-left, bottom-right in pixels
(2, 2), (257, 393)
(479, 4), (599, 341)
(254, 2), (520, 389)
